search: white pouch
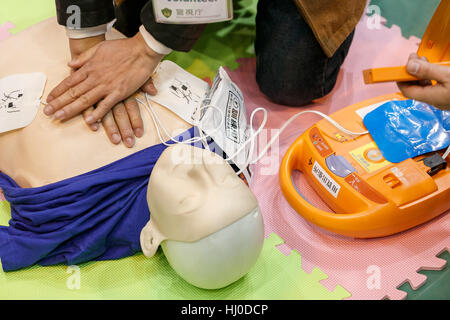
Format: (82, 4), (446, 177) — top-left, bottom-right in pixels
(0, 73), (46, 134)
(152, 0), (233, 24)
(201, 67), (250, 172)
(149, 61), (252, 181)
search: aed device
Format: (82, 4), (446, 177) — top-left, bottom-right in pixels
(280, 1), (450, 238)
(279, 93), (450, 238)
(363, 0), (450, 84)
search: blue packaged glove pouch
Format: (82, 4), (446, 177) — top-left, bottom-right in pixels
(363, 100), (450, 163)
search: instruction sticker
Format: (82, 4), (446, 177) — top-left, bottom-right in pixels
(225, 90), (241, 143)
(349, 141), (391, 173)
(312, 161), (341, 198)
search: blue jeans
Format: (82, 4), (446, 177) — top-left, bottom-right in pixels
(255, 0), (355, 106)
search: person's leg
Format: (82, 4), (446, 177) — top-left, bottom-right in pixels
(255, 0), (354, 106)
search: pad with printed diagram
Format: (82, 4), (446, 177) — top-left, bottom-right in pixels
(0, 73), (46, 134)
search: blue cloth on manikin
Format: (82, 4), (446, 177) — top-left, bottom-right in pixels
(0, 127), (220, 272)
(363, 100), (450, 163)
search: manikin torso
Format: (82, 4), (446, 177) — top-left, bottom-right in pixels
(0, 18), (191, 188)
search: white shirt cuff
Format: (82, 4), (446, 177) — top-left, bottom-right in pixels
(139, 25), (173, 55)
(66, 22), (112, 39)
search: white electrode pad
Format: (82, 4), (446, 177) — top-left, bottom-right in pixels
(152, 0), (233, 24)
(151, 60), (210, 124)
(0, 73), (47, 134)
(150, 61), (250, 173)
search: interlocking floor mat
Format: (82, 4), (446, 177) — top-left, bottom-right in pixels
(0, 198), (349, 301)
(227, 14), (449, 300)
(0, 0), (448, 300)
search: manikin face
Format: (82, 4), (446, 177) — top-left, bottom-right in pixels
(140, 144), (264, 289)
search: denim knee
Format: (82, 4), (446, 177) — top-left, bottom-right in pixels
(255, 0), (355, 106)
(255, 66), (322, 106)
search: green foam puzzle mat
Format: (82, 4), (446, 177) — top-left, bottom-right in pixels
(0, 0), (55, 35)
(0, 197), (349, 300)
(368, 0), (441, 39)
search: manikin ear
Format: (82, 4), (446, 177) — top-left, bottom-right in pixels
(140, 221), (165, 258)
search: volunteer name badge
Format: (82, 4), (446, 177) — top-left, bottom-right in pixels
(153, 0), (233, 24)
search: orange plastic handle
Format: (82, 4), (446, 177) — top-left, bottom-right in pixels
(280, 137), (377, 231)
(279, 138), (338, 217)
(417, 0), (450, 62)
(363, 61), (450, 84)
(363, 0), (450, 84)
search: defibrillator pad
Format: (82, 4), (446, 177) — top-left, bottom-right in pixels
(363, 100), (450, 163)
(0, 73), (47, 134)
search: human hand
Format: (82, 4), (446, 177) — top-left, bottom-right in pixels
(397, 53), (450, 110)
(83, 96), (144, 147)
(70, 35), (158, 96)
(67, 35), (147, 147)
(45, 32), (164, 124)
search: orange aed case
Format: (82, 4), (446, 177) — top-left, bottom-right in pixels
(363, 0), (450, 84)
(279, 2), (450, 238)
(280, 94), (449, 238)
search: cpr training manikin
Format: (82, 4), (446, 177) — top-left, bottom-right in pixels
(142, 144), (263, 289)
(0, 18), (264, 290)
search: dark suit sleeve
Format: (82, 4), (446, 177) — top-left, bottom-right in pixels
(55, 0), (116, 28)
(140, 1), (206, 52)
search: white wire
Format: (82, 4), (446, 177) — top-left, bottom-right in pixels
(139, 96), (174, 146)
(42, 92), (370, 172)
(198, 122), (212, 154)
(136, 93), (267, 176)
(43, 95), (369, 169)
(136, 93), (225, 147)
(137, 95), (195, 146)
(224, 107), (268, 162)
(224, 108), (267, 176)
(42, 95), (448, 167)
(138, 94), (369, 172)
(443, 145), (450, 160)
(221, 108), (368, 174)
(248, 109), (368, 165)
(443, 130), (450, 159)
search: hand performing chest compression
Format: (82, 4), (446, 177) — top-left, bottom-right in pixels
(44, 32), (163, 147)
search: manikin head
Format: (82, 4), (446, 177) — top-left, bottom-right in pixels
(140, 144), (264, 289)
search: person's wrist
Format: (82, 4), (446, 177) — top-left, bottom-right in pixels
(69, 34), (106, 60)
(132, 32), (165, 61)
(138, 25), (173, 56)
